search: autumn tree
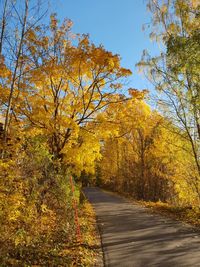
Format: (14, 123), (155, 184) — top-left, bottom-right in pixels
(97, 90), (199, 204)
(137, 0), (200, 193)
(0, 0), (48, 156)
(16, 15), (132, 164)
(97, 93), (169, 201)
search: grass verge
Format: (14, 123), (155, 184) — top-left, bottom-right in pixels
(0, 200), (102, 266)
(78, 201), (103, 266)
(136, 200), (200, 229)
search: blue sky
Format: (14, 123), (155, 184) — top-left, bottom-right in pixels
(53, 0), (160, 92)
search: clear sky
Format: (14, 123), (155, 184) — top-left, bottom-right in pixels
(53, 0), (160, 92)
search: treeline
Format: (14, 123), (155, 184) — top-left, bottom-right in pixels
(0, 0), (131, 265)
(97, 96), (199, 205)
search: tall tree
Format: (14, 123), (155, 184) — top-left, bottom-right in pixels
(17, 15), (132, 160)
(137, 0), (200, 179)
(0, 0), (48, 156)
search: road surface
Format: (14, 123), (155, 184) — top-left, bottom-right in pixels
(83, 187), (200, 267)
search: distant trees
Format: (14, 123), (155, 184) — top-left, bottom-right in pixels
(97, 94), (197, 204)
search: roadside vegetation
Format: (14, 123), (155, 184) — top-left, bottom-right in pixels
(140, 201), (200, 229)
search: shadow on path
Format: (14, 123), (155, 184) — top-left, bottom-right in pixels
(84, 187), (200, 267)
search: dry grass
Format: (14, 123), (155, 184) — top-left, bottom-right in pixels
(138, 200), (200, 228)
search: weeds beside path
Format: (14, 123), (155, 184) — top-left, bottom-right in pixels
(0, 200), (101, 267)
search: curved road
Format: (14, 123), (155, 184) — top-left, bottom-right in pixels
(84, 187), (200, 267)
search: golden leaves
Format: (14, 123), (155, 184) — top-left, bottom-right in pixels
(167, 23), (180, 34)
(26, 29), (37, 41)
(160, 4), (168, 14)
(128, 88), (149, 99)
(50, 13), (58, 30)
(0, 61), (11, 79)
(190, 0), (200, 8)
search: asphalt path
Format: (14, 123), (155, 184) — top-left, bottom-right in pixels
(83, 187), (200, 267)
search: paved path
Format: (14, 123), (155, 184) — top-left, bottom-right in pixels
(83, 187), (200, 267)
